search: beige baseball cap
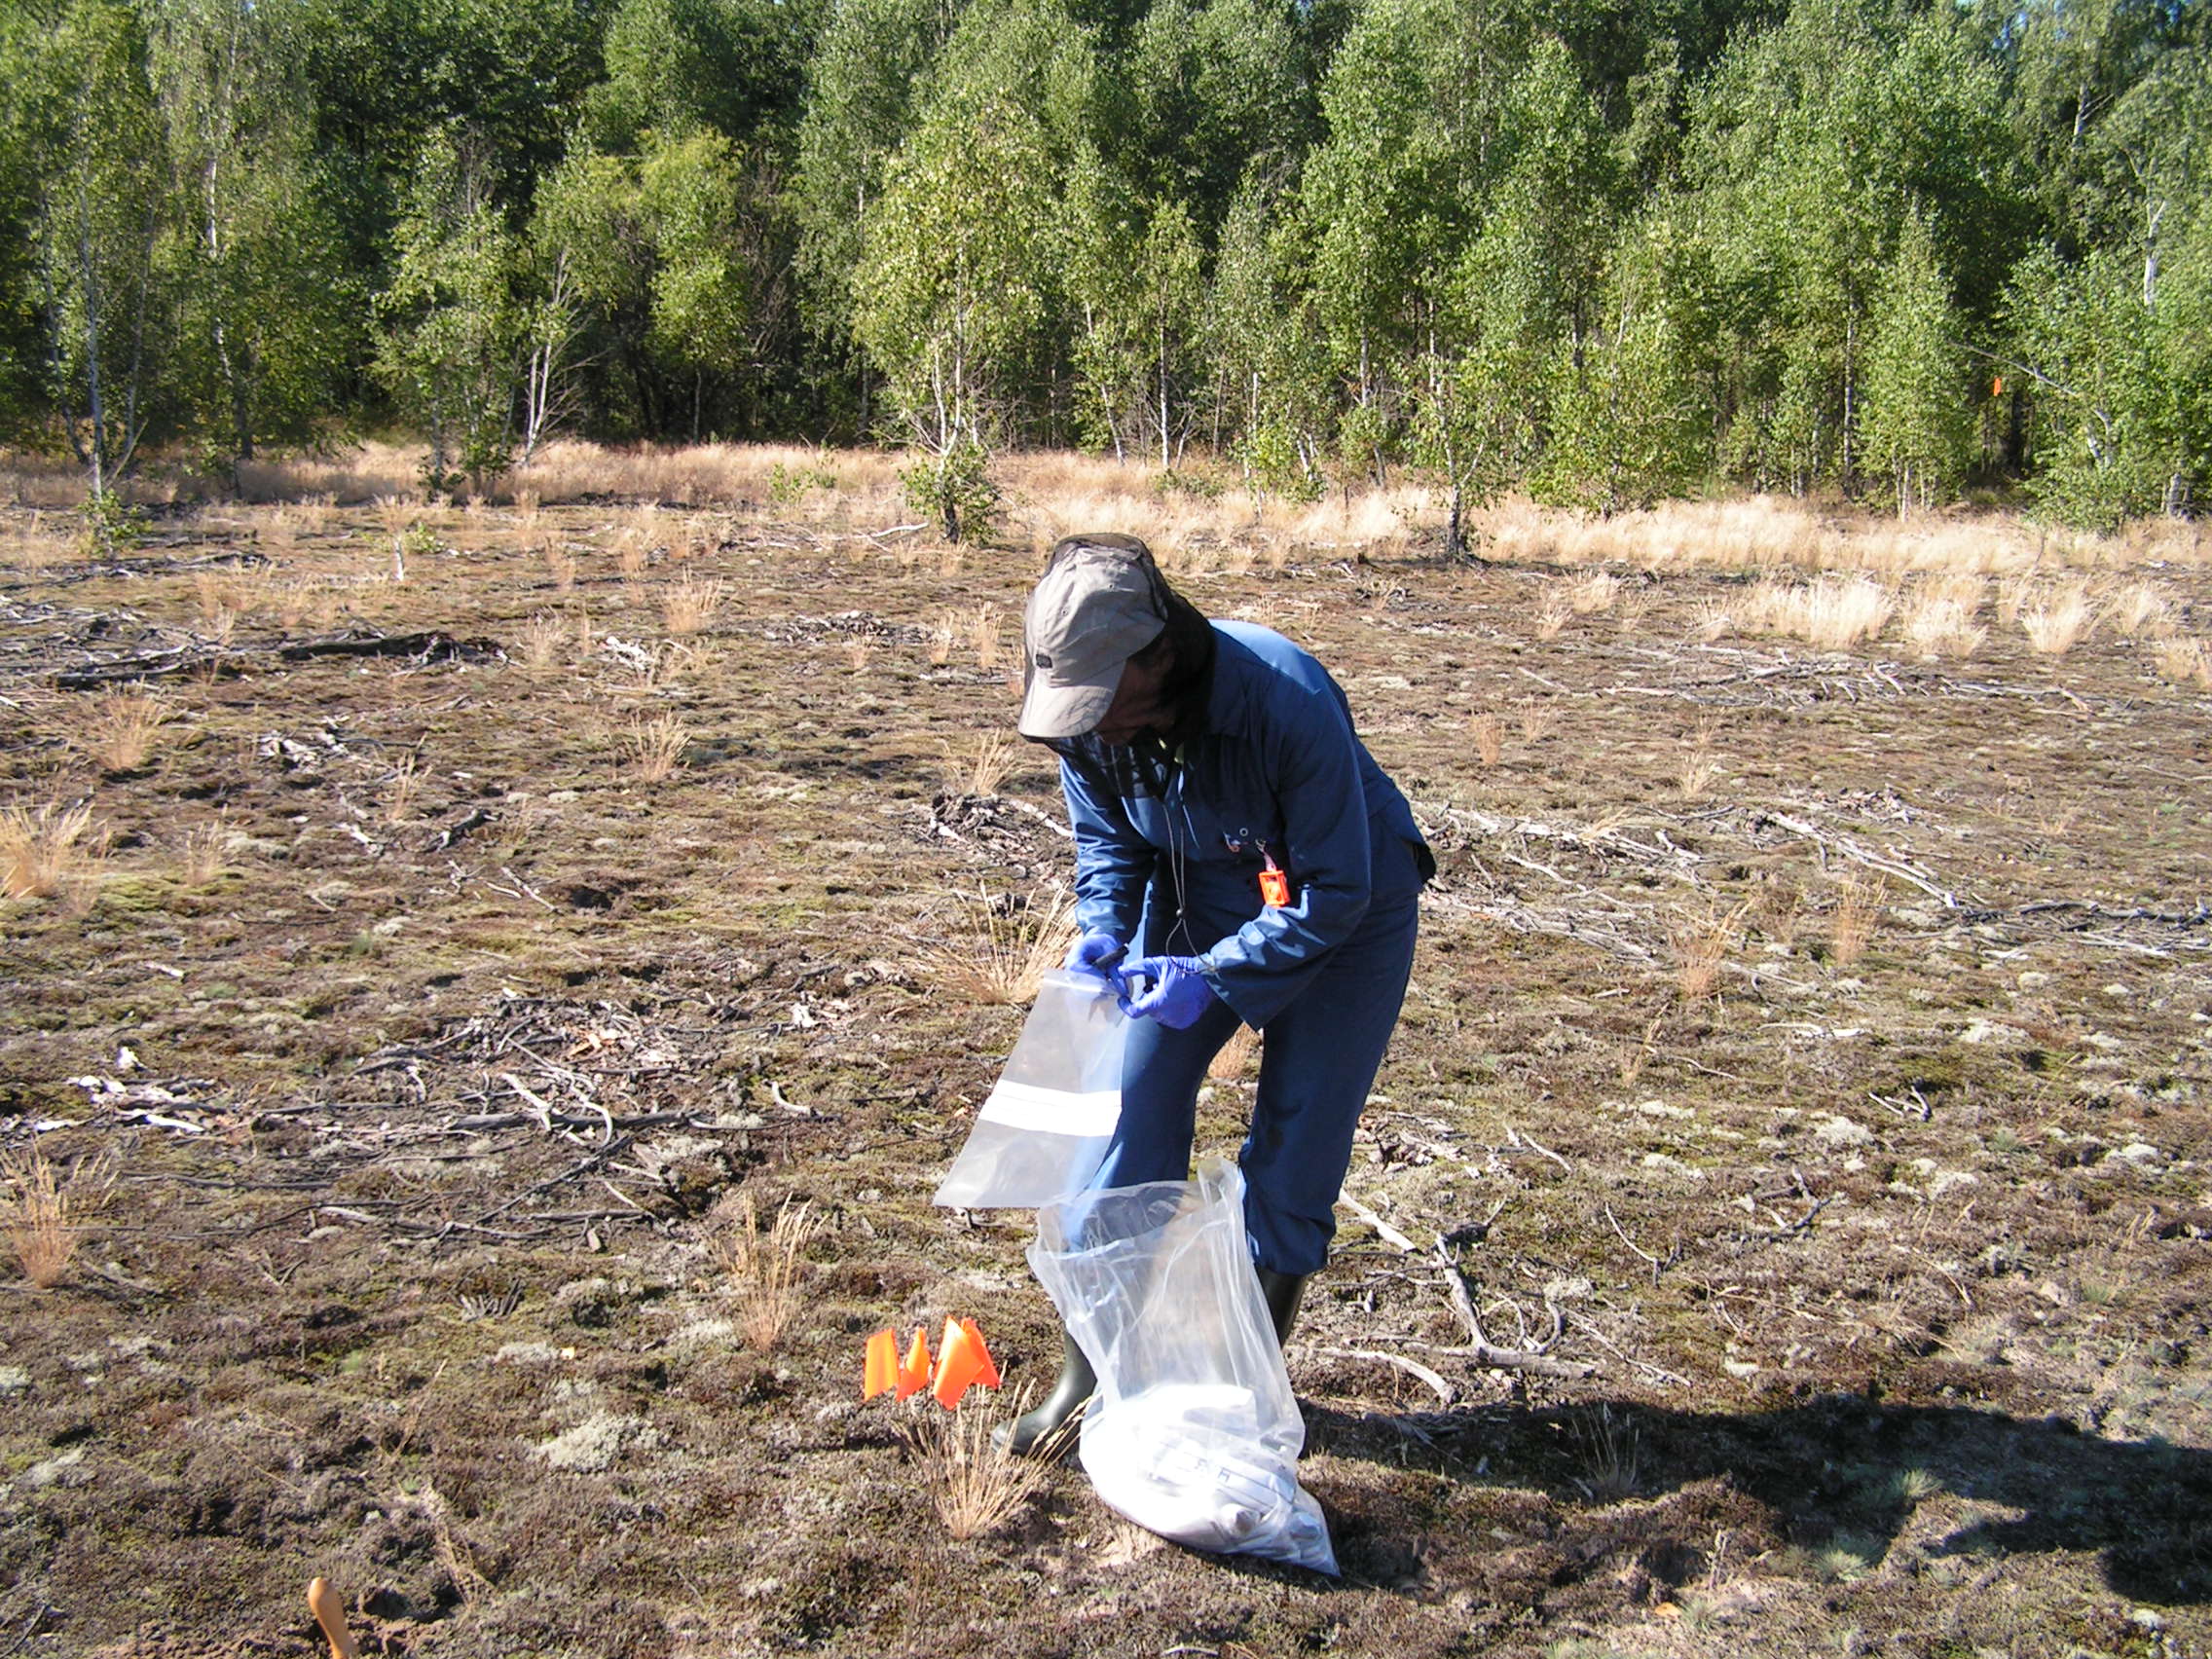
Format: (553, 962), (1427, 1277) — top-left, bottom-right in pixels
(1017, 535), (1166, 739)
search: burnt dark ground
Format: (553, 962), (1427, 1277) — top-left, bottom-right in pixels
(0, 499), (2208, 1658)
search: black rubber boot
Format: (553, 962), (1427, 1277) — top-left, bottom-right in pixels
(996, 1330), (1095, 1458)
(1255, 1267), (1309, 1345)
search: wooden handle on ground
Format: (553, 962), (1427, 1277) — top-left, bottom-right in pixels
(307, 1577), (358, 1659)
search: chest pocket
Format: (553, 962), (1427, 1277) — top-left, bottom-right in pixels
(1173, 743), (1283, 871)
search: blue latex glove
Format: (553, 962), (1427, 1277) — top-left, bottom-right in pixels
(1064, 930), (1127, 986)
(1120, 955), (1219, 1029)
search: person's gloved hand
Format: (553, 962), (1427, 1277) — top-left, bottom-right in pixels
(1064, 930), (1127, 985)
(1120, 955), (1219, 1029)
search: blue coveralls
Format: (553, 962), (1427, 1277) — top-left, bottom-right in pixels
(1055, 621), (1433, 1275)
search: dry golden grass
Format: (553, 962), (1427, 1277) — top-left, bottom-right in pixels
(1, 1138), (118, 1289)
(927, 609), (959, 666)
(1534, 593), (1570, 640)
(845, 636), (875, 672)
(543, 545), (577, 592)
(2101, 581), (2170, 638)
(2154, 637), (2211, 690)
(2022, 584), (2095, 655)
(914, 886), (1078, 1006)
(1746, 573), (1896, 650)
(903, 1390), (1056, 1541)
(943, 729), (1016, 797)
(1, 799), (107, 904)
(970, 605), (1005, 671)
(1671, 899), (1751, 1002)
(82, 689), (168, 772)
(386, 754), (424, 824)
(1207, 1023), (1260, 1081)
(180, 823), (227, 885)
(1565, 570), (1622, 615)
(624, 713), (690, 783)
(707, 1192), (823, 1352)
(1678, 741), (1722, 800)
(1469, 713), (1503, 767)
(1900, 591), (1988, 661)
(1516, 699), (1559, 743)
(660, 578), (724, 636)
(513, 612), (577, 673)
(1830, 871), (1884, 967)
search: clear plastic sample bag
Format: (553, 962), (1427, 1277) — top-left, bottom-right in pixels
(1027, 1160), (1338, 1573)
(932, 968), (1127, 1210)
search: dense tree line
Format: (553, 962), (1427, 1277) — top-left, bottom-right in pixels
(1, 0), (2205, 534)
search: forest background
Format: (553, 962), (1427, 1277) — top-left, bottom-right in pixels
(1, 0), (2208, 546)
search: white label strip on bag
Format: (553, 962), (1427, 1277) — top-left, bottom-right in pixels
(977, 1080), (1120, 1137)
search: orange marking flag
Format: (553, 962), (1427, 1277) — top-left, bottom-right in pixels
(896, 1325), (933, 1400)
(863, 1328), (898, 1400)
(932, 1315), (1002, 1408)
(960, 1317), (1001, 1388)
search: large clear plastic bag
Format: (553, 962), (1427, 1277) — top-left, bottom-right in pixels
(933, 969), (1126, 1209)
(1028, 1160), (1337, 1573)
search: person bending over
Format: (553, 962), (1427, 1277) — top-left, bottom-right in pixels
(1005, 532), (1433, 1455)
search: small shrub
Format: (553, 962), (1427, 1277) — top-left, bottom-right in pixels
(708, 1193), (823, 1352)
(386, 754), (424, 824)
(1, 1138), (119, 1289)
(2154, 637), (2210, 689)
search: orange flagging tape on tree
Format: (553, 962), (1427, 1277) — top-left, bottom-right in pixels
(896, 1324), (934, 1400)
(862, 1328), (898, 1400)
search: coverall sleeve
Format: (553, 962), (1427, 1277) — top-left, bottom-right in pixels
(1198, 684), (1373, 1029)
(1059, 754), (1155, 943)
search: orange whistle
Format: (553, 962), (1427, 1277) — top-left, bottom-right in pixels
(1259, 854), (1290, 907)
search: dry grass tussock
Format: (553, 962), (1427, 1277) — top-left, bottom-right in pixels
(2022, 583), (2095, 655)
(1, 798), (107, 906)
(659, 577), (724, 636)
(942, 728), (1016, 797)
(81, 689), (169, 772)
(1469, 712), (1504, 767)
(903, 1389), (1057, 1540)
(624, 713), (690, 782)
(1900, 582), (1989, 661)
(1671, 899), (1751, 1001)
(1729, 573), (1896, 650)
(706, 1192), (823, 1352)
(913, 885), (1078, 1005)
(1207, 1023), (1260, 1081)
(2155, 637), (2212, 690)
(1, 1138), (119, 1289)
(1830, 871), (1885, 967)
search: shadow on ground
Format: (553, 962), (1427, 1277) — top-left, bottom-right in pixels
(1309, 1392), (2212, 1604)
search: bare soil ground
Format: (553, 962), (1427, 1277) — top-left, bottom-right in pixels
(2, 481), (2209, 1659)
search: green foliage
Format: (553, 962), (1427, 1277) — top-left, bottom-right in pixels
(901, 434), (998, 542)
(1861, 215), (1974, 516)
(18, 0), (177, 497)
(372, 129), (521, 497)
(77, 485), (148, 556)
(0, 0), (2196, 527)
